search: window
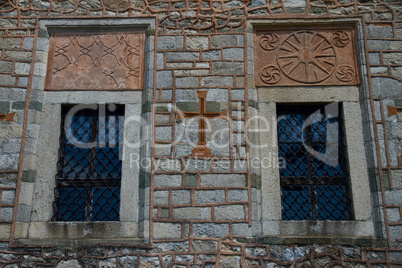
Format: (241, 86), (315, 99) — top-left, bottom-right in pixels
(53, 105), (124, 221)
(277, 103), (352, 220)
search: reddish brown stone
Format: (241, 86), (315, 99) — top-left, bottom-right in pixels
(254, 28), (359, 86)
(45, 32), (145, 91)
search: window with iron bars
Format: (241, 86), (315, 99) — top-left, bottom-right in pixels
(277, 103), (352, 220)
(52, 104), (124, 221)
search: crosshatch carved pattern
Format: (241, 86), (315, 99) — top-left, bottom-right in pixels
(255, 28), (359, 86)
(46, 32), (145, 90)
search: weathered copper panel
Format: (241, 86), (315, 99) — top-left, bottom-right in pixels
(45, 32), (145, 90)
(254, 28), (359, 86)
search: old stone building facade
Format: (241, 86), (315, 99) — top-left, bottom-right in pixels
(0, 0), (401, 266)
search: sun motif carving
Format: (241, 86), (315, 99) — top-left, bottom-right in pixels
(277, 31), (337, 84)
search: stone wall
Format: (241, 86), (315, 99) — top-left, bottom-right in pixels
(0, 0), (401, 266)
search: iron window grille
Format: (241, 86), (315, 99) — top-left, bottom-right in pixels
(52, 104), (124, 221)
(277, 103), (352, 220)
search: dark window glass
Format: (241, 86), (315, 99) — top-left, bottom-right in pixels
(53, 105), (124, 221)
(277, 103), (352, 220)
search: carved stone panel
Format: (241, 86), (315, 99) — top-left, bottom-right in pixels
(254, 28), (359, 86)
(45, 32), (145, 90)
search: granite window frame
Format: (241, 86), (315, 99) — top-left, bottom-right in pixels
(249, 18), (376, 241)
(15, 18), (155, 246)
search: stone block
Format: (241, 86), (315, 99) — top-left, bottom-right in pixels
(0, 207), (13, 221)
(193, 223), (229, 237)
(166, 52), (200, 61)
(157, 36), (184, 50)
(0, 154), (18, 170)
(155, 126), (172, 141)
(0, 75), (16, 86)
(202, 50), (221, 60)
(215, 205), (245, 220)
(186, 36), (209, 50)
(173, 207), (210, 219)
(195, 190), (225, 204)
(0, 37), (22, 49)
(200, 174), (246, 187)
(155, 174), (182, 187)
(0, 101), (10, 113)
(154, 222), (182, 239)
(383, 52), (402, 65)
(201, 76), (233, 87)
(176, 77), (199, 88)
(154, 190), (169, 204)
(14, 62), (31, 75)
(212, 61), (244, 74)
(368, 24), (394, 38)
(185, 174), (197, 187)
(228, 190), (248, 202)
(223, 48), (244, 60)
(0, 62), (12, 72)
(155, 159), (181, 172)
(192, 240), (218, 252)
(211, 35), (243, 47)
(172, 190), (191, 204)
(156, 71), (173, 88)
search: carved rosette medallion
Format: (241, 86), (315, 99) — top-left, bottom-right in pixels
(336, 65), (355, 82)
(261, 65), (281, 84)
(46, 32), (145, 90)
(255, 28), (359, 86)
(331, 31), (350, 47)
(277, 31), (336, 84)
(259, 33), (279, 51)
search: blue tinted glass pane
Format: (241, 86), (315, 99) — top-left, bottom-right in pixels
(316, 186), (348, 220)
(57, 187), (86, 221)
(281, 187), (312, 220)
(91, 187), (120, 221)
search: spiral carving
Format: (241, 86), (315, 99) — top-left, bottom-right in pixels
(259, 33), (280, 51)
(261, 65), (281, 84)
(331, 31), (350, 47)
(336, 65), (355, 82)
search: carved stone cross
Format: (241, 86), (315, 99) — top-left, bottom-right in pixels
(177, 91), (228, 157)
